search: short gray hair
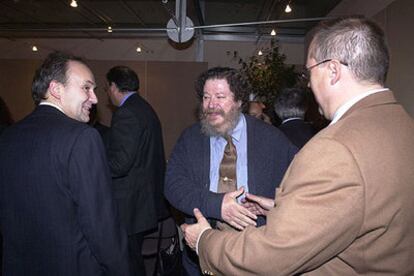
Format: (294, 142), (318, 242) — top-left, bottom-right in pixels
(309, 17), (389, 85)
(274, 88), (308, 120)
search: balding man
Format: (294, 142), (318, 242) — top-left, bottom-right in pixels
(182, 17), (414, 275)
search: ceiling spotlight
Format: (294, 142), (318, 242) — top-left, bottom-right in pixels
(161, 0), (168, 3)
(258, 50), (263, 56)
(285, 4), (292, 13)
(70, 0), (78, 8)
(136, 46), (142, 53)
(270, 29), (276, 36)
(32, 45), (38, 52)
(107, 26), (112, 33)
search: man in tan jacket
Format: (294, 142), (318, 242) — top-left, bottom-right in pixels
(181, 16), (414, 275)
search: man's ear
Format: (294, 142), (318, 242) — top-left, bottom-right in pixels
(48, 80), (62, 100)
(328, 60), (341, 86)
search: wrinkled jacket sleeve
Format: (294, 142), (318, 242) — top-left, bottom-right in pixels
(164, 129), (224, 220)
(198, 137), (364, 275)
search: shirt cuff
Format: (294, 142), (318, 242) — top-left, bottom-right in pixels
(196, 226), (212, 255)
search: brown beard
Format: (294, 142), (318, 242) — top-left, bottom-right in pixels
(199, 104), (241, 137)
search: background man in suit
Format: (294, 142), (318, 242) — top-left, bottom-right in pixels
(164, 67), (297, 275)
(0, 51), (130, 275)
(181, 17), (414, 275)
(106, 66), (167, 276)
(274, 87), (316, 148)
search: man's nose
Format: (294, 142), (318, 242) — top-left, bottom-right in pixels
(207, 97), (218, 108)
(90, 90), (98, 104)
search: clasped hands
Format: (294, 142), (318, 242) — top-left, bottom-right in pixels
(181, 187), (275, 251)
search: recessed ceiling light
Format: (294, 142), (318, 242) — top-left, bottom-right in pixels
(70, 0), (78, 8)
(258, 50), (263, 56)
(285, 4), (292, 13)
(136, 46), (142, 53)
(270, 29), (276, 36)
(32, 45), (38, 52)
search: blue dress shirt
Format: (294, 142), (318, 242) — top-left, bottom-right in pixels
(209, 114), (248, 200)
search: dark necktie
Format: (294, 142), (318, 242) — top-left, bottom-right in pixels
(218, 135), (237, 193)
(216, 135), (237, 230)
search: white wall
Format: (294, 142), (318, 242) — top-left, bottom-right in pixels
(0, 36), (304, 68)
(373, 0), (414, 116)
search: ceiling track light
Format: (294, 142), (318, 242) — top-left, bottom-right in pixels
(270, 29), (276, 36)
(32, 45), (38, 52)
(285, 3), (292, 13)
(70, 0), (78, 8)
(136, 46), (142, 53)
(258, 50), (263, 56)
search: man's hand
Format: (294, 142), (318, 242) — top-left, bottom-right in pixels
(221, 187), (257, 230)
(181, 208), (211, 251)
(241, 192), (275, 216)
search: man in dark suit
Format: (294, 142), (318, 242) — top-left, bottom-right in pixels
(0, 52), (130, 276)
(164, 67), (297, 275)
(274, 87), (316, 148)
(105, 66), (167, 276)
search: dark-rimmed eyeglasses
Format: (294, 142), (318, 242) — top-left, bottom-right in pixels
(300, 59), (348, 82)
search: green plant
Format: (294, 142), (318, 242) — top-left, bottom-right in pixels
(239, 40), (299, 115)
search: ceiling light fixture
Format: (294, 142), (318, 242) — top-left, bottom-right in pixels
(285, 3), (292, 13)
(70, 0), (78, 8)
(136, 46), (142, 53)
(258, 50), (263, 56)
(107, 26), (113, 33)
(32, 45), (38, 52)
(270, 29), (276, 36)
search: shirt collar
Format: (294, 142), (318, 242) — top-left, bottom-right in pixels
(230, 114), (245, 142)
(282, 117), (303, 124)
(39, 101), (64, 113)
(119, 91), (135, 106)
(330, 88), (389, 125)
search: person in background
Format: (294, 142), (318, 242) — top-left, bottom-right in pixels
(165, 67), (297, 275)
(274, 87), (316, 148)
(247, 100), (272, 124)
(88, 104), (110, 144)
(0, 51), (130, 276)
(0, 96), (13, 135)
(105, 66), (167, 276)
(182, 16), (414, 275)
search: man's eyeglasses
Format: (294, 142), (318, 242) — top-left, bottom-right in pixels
(301, 59), (348, 82)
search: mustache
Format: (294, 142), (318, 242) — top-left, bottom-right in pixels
(202, 108), (225, 116)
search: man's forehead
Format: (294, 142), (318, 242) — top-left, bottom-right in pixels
(67, 61), (95, 85)
(203, 78), (233, 93)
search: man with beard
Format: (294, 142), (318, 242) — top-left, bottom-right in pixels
(182, 17), (414, 275)
(164, 67), (297, 275)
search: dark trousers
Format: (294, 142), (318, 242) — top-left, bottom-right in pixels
(182, 244), (201, 276)
(128, 233), (146, 276)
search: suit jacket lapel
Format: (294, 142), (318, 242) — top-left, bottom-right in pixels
(245, 116), (257, 195)
(201, 127), (211, 190)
